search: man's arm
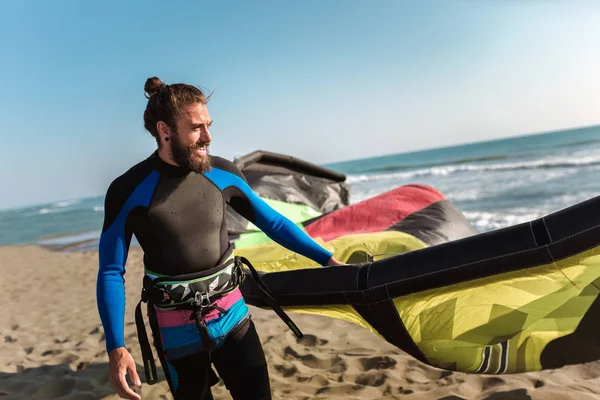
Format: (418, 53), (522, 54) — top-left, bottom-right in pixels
(207, 163), (337, 265)
(235, 187), (333, 265)
(96, 179), (134, 353)
(97, 167), (160, 400)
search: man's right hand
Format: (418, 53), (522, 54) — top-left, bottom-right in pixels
(109, 347), (142, 400)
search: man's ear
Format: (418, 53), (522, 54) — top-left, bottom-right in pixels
(157, 121), (172, 139)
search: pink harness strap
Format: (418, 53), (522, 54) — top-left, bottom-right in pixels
(154, 288), (243, 328)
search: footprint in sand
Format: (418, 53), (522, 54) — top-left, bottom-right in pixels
(316, 384), (364, 395)
(296, 334), (328, 347)
(274, 363), (298, 377)
(398, 386), (414, 395)
(481, 377), (506, 391)
(283, 346), (347, 373)
(62, 353), (80, 364)
(295, 375), (328, 386)
(358, 356), (397, 371)
(355, 371), (387, 387)
(405, 366), (453, 384)
(42, 349), (63, 357)
(4, 335), (16, 343)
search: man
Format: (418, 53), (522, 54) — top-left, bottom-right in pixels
(97, 77), (344, 400)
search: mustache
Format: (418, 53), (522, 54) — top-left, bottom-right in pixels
(190, 141), (210, 149)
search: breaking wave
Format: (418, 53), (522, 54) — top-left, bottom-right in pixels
(347, 154), (600, 183)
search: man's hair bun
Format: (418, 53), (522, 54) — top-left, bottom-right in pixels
(144, 76), (166, 98)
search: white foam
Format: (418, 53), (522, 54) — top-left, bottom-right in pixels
(447, 189), (480, 202)
(462, 193), (600, 232)
(53, 199), (81, 208)
(463, 211), (544, 232)
(93, 206), (104, 212)
(346, 154), (600, 184)
(38, 206), (70, 215)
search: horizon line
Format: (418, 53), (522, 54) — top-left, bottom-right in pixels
(323, 122), (600, 167)
(1, 122), (598, 212)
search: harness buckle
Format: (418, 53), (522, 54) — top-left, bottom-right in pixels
(194, 291), (211, 308)
(141, 276), (171, 304)
(232, 256), (246, 286)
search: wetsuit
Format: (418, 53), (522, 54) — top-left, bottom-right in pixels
(96, 151), (333, 399)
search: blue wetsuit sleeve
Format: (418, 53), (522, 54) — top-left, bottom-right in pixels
(224, 172), (333, 265)
(96, 170), (159, 353)
(96, 182), (131, 353)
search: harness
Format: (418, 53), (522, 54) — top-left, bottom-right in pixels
(135, 255), (303, 385)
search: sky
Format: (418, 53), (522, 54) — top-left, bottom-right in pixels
(1, 0), (600, 210)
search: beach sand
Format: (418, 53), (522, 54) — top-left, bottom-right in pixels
(1, 245), (600, 400)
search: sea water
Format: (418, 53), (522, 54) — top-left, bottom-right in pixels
(1, 125), (599, 249)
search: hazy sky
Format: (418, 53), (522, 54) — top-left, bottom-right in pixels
(1, 0), (600, 209)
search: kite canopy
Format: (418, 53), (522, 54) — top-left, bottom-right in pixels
(230, 150), (600, 375)
(226, 150), (350, 245)
(304, 184), (476, 246)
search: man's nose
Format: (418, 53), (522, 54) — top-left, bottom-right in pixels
(201, 126), (211, 142)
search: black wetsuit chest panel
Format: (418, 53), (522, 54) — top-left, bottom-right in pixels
(98, 151), (333, 354)
(147, 172), (226, 275)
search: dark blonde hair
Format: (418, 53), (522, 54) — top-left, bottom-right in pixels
(143, 77), (211, 143)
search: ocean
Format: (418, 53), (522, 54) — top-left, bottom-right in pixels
(1, 125), (599, 250)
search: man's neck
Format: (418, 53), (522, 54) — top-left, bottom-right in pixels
(157, 147), (179, 167)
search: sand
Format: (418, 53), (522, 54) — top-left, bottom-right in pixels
(1, 245), (600, 400)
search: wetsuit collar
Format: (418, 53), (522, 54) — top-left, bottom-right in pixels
(149, 150), (191, 177)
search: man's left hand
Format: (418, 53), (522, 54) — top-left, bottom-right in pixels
(326, 256), (345, 266)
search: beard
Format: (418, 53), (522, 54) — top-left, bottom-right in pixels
(170, 135), (212, 173)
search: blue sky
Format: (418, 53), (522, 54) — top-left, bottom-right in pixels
(1, 0), (599, 209)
